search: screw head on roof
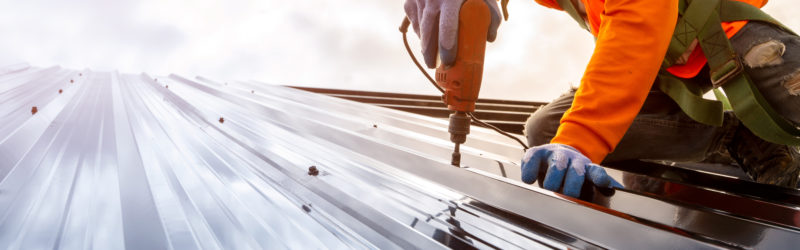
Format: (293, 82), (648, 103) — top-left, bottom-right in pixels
(58, 89), (63, 94)
(301, 204), (311, 213)
(165, 85), (169, 89)
(308, 166), (319, 176)
(70, 79), (74, 83)
(219, 117), (224, 124)
(373, 124), (378, 128)
(31, 106), (38, 115)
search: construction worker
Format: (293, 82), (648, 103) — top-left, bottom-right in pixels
(404, 0), (800, 197)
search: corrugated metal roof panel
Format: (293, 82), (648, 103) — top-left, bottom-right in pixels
(0, 66), (576, 249)
(2, 65), (800, 249)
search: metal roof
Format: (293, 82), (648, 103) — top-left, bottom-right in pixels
(289, 86), (544, 135)
(2, 64), (800, 249)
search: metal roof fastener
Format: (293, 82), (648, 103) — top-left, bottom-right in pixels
(219, 117), (224, 124)
(70, 79), (74, 83)
(308, 166), (319, 176)
(31, 106), (38, 115)
(59, 89), (63, 94)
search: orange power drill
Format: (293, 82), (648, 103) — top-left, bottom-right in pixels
(400, 0), (493, 167)
(436, 0), (492, 167)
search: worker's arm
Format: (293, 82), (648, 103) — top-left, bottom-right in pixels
(521, 0), (678, 197)
(403, 0), (502, 68)
(551, 0), (679, 163)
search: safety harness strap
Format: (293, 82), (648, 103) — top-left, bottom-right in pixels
(660, 0), (800, 145)
(723, 74), (800, 145)
(664, 0), (716, 68)
(657, 73), (724, 126)
(719, 0), (795, 35)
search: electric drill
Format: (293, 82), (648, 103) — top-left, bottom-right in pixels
(436, 0), (492, 166)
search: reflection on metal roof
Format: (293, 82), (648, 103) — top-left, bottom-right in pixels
(1, 64), (800, 249)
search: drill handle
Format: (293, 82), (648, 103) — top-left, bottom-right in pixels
(435, 0), (491, 112)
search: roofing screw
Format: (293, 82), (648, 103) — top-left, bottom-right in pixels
(308, 166), (319, 176)
(373, 124), (378, 128)
(165, 85), (169, 89)
(70, 79), (74, 83)
(302, 204), (311, 213)
(31, 106), (38, 115)
(219, 117), (224, 124)
(58, 89), (63, 94)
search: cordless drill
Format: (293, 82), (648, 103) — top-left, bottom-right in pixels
(435, 0), (491, 166)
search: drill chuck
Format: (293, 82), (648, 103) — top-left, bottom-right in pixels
(449, 111), (471, 166)
(448, 112), (471, 144)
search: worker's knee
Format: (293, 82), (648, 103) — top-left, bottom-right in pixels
(524, 105), (563, 147)
(524, 89), (575, 147)
(740, 39), (800, 96)
(743, 40), (786, 68)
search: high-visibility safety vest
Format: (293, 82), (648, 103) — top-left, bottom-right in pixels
(538, 0), (800, 163)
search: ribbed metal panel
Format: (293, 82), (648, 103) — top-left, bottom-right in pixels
(0, 66), (572, 249)
(2, 65), (799, 249)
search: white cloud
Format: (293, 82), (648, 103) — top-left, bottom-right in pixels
(1, 1), (798, 102)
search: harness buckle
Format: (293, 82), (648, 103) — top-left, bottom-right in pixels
(710, 57), (743, 88)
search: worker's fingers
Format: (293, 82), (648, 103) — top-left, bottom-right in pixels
(420, 5), (440, 68)
(586, 164), (624, 189)
(542, 150), (569, 192)
(562, 159), (589, 198)
(403, 0), (421, 36)
(438, 0), (461, 67)
(483, 0), (502, 42)
(521, 149), (544, 184)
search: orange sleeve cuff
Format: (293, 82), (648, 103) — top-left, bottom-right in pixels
(551, 121), (611, 163)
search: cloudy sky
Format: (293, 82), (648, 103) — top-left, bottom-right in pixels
(2, 0), (799, 102)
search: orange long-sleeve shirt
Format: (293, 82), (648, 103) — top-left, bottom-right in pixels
(537, 0), (766, 163)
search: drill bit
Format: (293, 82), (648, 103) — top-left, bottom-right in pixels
(452, 143), (461, 167)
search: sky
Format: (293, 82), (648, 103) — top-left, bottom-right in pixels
(1, 0), (799, 102)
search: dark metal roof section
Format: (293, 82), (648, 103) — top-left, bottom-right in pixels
(292, 86), (542, 135)
(2, 65), (800, 249)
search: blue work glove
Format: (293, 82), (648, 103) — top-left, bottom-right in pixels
(521, 143), (623, 198)
(403, 0), (502, 68)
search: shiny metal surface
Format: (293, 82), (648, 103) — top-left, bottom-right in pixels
(1, 65), (799, 249)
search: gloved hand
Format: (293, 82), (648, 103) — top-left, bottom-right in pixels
(403, 0), (502, 68)
(521, 143), (623, 198)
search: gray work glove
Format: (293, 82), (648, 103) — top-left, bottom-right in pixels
(521, 143), (623, 198)
(403, 0), (502, 68)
